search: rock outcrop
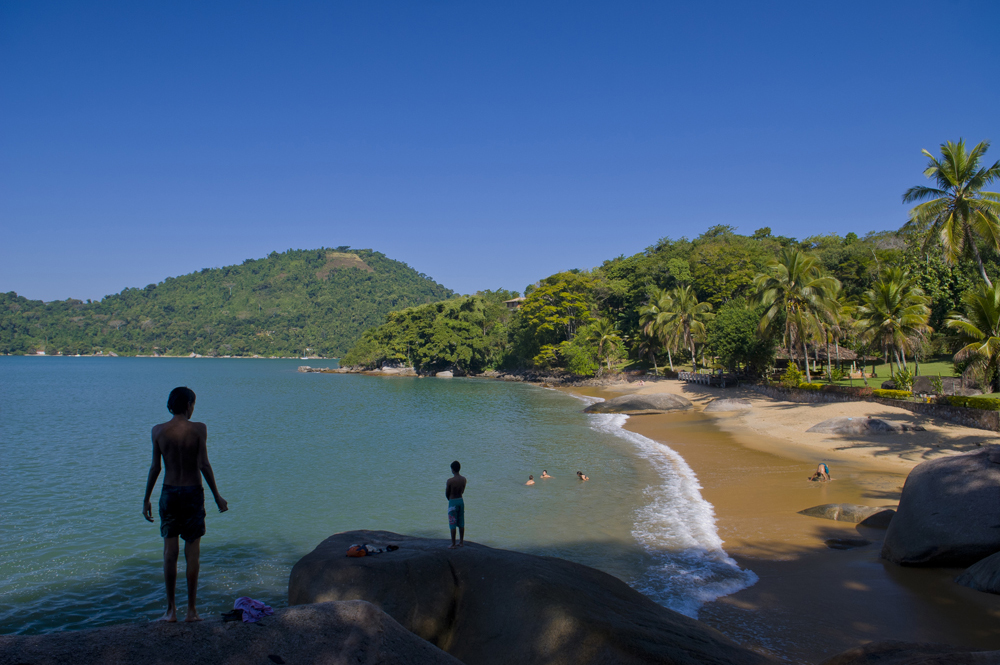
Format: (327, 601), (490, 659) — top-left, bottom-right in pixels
(806, 417), (924, 434)
(583, 393), (693, 415)
(704, 398), (753, 412)
(882, 446), (1000, 566)
(798, 503), (896, 524)
(956, 551), (1000, 594)
(912, 376), (983, 397)
(857, 509), (896, 529)
(289, 530), (771, 665)
(819, 640), (1000, 664)
(0, 601), (460, 665)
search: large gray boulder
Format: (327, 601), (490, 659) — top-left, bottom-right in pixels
(289, 530), (771, 665)
(0, 601), (460, 665)
(798, 503), (895, 524)
(583, 393), (693, 415)
(819, 640), (1000, 664)
(704, 398), (753, 412)
(913, 376), (983, 397)
(882, 446), (1000, 566)
(806, 417), (924, 434)
(956, 551), (1000, 594)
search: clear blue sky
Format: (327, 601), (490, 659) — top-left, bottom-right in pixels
(2, 1), (998, 301)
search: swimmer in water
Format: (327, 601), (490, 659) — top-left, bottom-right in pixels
(526, 475), (535, 485)
(576, 471), (589, 481)
(541, 470), (552, 478)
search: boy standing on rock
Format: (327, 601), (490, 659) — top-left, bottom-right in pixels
(142, 386), (228, 622)
(446, 460), (467, 548)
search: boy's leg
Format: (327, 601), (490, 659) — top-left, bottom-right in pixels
(159, 537), (180, 622)
(458, 526), (465, 546)
(183, 537), (202, 622)
(450, 527), (457, 548)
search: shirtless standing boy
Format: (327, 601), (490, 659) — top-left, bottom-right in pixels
(446, 460), (467, 549)
(142, 387), (228, 622)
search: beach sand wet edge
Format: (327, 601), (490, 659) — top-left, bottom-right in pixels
(571, 379), (1000, 664)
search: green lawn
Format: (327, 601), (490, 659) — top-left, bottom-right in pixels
(806, 356), (958, 386)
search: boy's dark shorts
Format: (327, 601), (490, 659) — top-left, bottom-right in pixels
(159, 485), (206, 541)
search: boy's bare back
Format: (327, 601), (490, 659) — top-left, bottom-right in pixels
(446, 474), (466, 499)
(152, 419), (209, 487)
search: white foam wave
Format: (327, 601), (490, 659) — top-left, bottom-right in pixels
(573, 393), (757, 617)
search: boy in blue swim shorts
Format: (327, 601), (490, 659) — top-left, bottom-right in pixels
(445, 460), (467, 548)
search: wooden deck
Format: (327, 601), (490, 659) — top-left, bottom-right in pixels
(677, 371), (739, 388)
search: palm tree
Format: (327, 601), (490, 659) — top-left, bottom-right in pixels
(946, 282), (1000, 393)
(589, 318), (623, 373)
(754, 248), (840, 382)
(636, 333), (659, 376)
(639, 288), (681, 372)
(903, 139), (1000, 286)
(855, 268), (932, 376)
(662, 286), (713, 372)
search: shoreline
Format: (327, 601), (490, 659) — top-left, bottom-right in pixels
(576, 380), (1000, 663)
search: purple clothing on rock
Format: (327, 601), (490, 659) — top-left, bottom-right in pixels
(234, 596), (273, 623)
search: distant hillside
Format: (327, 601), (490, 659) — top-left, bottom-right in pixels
(0, 248), (454, 357)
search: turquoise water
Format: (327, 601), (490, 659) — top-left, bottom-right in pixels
(0, 357), (753, 634)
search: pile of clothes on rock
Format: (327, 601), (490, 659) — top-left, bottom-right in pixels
(346, 543), (399, 557)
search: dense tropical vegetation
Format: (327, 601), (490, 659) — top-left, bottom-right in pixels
(0, 249), (453, 357)
(8, 139), (1000, 393)
(344, 140), (1000, 390)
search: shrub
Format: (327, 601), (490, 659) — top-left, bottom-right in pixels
(829, 367), (848, 382)
(945, 396), (1000, 411)
(893, 368), (914, 391)
(930, 376), (944, 396)
(797, 382), (823, 391)
(779, 364), (804, 388)
(872, 389), (913, 400)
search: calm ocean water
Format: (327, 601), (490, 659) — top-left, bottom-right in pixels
(0, 357), (754, 634)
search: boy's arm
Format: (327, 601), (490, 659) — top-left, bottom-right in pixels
(142, 428), (162, 522)
(445, 479), (452, 499)
(198, 425), (228, 513)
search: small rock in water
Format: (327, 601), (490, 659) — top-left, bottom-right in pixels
(956, 551), (1000, 594)
(798, 503), (896, 524)
(857, 509), (896, 529)
(583, 393), (693, 414)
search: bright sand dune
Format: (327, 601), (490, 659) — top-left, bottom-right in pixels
(580, 380), (1000, 664)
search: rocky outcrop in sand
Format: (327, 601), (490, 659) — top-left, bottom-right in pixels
(956, 551), (1000, 595)
(798, 503), (896, 524)
(0, 601), (460, 665)
(806, 417), (925, 434)
(858, 509), (896, 529)
(704, 398), (753, 412)
(819, 639), (1000, 664)
(289, 530), (771, 665)
(882, 446), (1000, 567)
(583, 393), (693, 415)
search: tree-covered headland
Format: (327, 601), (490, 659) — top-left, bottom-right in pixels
(1, 249), (453, 357)
(347, 139), (1000, 389)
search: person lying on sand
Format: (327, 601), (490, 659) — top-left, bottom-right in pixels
(526, 475), (535, 485)
(541, 470), (552, 478)
(577, 471), (589, 481)
(808, 463), (831, 482)
(143, 386), (228, 623)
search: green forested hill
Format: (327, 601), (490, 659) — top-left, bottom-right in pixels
(1, 248), (454, 357)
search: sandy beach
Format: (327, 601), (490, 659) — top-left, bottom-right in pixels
(579, 380), (1000, 664)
